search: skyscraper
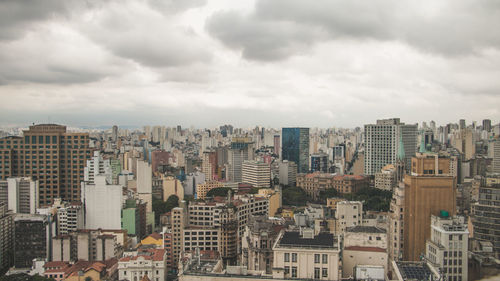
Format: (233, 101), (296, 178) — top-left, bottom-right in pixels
(403, 153), (456, 261)
(227, 137), (254, 182)
(112, 125), (118, 142)
(364, 118), (417, 175)
(482, 119), (492, 132)
(0, 124), (91, 206)
(282, 128), (310, 173)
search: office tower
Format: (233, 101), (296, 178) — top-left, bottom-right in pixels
(452, 128), (476, 160)
(227, 137), (254, 182)
(426, 214), (468, 281)
(0, 124), (91, 206)
(202, 150), (218, 180)
(278, 160), (297, 186)
(56, 202), (84, 235)
(282, 128), (310, 173)
(490, 138), (500, 174)
(84, 151), (112, 185)
(112, 125), (118, 142)
(0, 177), (39, 214)
(242, 160), (271, 188)
(364, 118), (417, 175)
(81, 175), (123, 229)
(0, 202), (14, 274)
(403, 153), (456, 261)
(471, 175), (500, 256)
(274, 135), (280, 158)
(14, 214), (52, 268)
(459, 119), (466, 130)
(482, 119), (492, 132)
(310, 152), (328, 173)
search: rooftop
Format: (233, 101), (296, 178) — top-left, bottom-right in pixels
(346, 225), (386, 234)
(395, 261), (435, 281)
(278, 231), (336, 248)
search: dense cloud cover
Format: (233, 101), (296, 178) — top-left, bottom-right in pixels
(0, 0), (498, 127)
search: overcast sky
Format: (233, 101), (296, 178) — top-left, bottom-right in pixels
(0, 0), (499, 129)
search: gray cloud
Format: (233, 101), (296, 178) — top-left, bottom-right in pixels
(0, 0), (67, 40)
(207, 0), (500, 61)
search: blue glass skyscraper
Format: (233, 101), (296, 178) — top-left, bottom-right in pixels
(282, 128), (309, 173)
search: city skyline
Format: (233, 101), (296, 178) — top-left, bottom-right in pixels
(1, 0), (499, 128)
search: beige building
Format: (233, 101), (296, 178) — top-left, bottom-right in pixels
(404, 153), (457, 261)
(242, 160), (271, 188)
(171, 203), (188, 266)
(335, 201), (363, 233)
(297, 173), (369, 200)
(426, 215), (468, 281)
(118, 249), (167, 281)
(256, 187), (281, 217)
(342, 226), (388, 278)
(452, 128), (476, 160)
(388, 182), (405, 262)
(162, 175), (184, 201)
(196, 180), (224, 200)
(272, 229), (340, 280)
(375, 164), (396, 191)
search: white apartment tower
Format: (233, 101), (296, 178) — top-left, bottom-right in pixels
(364, 118), (417, 175)
(426, 215), (468, 281)
(0, 177), (39, 214)
(84, 151), (112, 185)
(242, 160), (271, 188)
(81, 175), (123, 229)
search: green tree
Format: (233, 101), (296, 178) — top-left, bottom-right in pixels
(206, 187), (232, 198)
(282, 186), (308, 206)
(152, 195), (179, 223)
(318, 188), (339, 202)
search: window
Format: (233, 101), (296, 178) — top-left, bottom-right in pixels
(292, 253), (297, 262)
(322, 254), (328, 264)
(292, 266), (297, 278)
(284, 266), (290, 275)
(284, 253), (290, 262)
(322, 268), (328, 277)
(314, 268), (320, 279)
(315, 254), (320, 263)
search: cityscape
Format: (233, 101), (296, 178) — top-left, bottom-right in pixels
(1, 1), (500, 281)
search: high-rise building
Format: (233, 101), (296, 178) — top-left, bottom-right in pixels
(56, 202), (84, 235)
(84, 151), (112, 185)
(482, 119), (492, 132)
(388, 182), (405, 262)
(364, 118), (417, 175)
(81, 175), (123, 229)
(282, 128), (310, 173)
(0, 177), (39, 214)
(274, 135), (281, 158)
(490, 138), (500, 174)
(403, 153), (457, 261)
(471, 175), (500, 257)
(242, 160), (271, 188)
(137, 159), (153, 213)
(112, 125), (118, 142)
(202, 150), (218, 180)
(278, 160), (297, 186)
(310, 152), (329, 173)
(425, 214), (468, 281)
(459, 119), (466, 130)
(14, 214), (52, 268)
(0, 124), (91, 206)
(0, 202), (14, 274)
(227, 137), (254, 182)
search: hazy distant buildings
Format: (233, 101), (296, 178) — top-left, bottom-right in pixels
(227, 137), (254, 182)
(482, 119), (492, 132)
(282, 128), (310, 173)
(364, 118), (417, 175)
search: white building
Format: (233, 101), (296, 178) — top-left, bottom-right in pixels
(242, 160), (271, 188)
(272, 229), (340, 280)
(0, 177), (39, 214)
(364, 118), (417, 175)
(84, 151), (112, 185)
(81, 175), (123, 229)
(56, 202), (84, 235)
(118, 249), (167, 281)
(137, 159), (153, 213)
(335, 201), (363, 233)
(278, 160), (297, 186)
(426, 215), (468, 281)
(375, 164), (396, 191)
(342, 226), (388, 278)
